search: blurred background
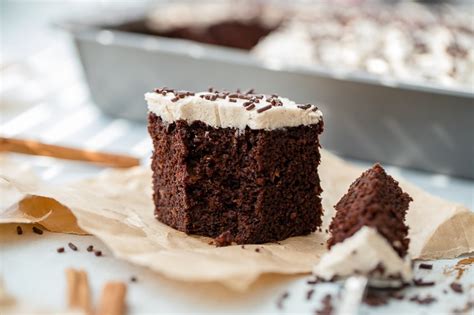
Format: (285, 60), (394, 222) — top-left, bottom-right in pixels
(1, 0), (473, 180)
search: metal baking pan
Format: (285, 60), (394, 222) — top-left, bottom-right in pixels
(60, 17), (474, 179)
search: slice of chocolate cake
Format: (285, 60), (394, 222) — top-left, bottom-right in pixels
(327, 164), (412, 257)
(146, 88), (324, 244)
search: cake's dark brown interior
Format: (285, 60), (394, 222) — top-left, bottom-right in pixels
(113, 19), (277, 50)
(327, 164), (412, 257)
(148, 113), (324, 244)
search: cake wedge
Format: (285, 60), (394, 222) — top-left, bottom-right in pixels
(327, 164), (412, 257)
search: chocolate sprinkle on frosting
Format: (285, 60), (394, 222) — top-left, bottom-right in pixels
(297, 104), (312, 110)
(150, 88), (321, 121)
(87, 245), (94, 252)
(16, 226), (23, 235)
(57, 247), (65, 253)
(257, 105), (272, 113)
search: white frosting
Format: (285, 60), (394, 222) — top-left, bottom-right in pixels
(314, 227), (413, 282)
(145, 91), (323, 130)
(253, 3), (474, 90)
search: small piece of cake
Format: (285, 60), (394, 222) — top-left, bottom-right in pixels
(327, 164), (412, 257)
(146, 88), (324, 244)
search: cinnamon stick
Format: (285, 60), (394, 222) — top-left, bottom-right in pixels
(0, 137), (140, 168)
(97, 282), (127, 315)
(65, 268), (92, 314)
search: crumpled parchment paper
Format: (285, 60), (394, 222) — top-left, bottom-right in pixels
(1, 150), (472, 290)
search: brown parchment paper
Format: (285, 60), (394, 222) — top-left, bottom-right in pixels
(1, 150), (473, 290)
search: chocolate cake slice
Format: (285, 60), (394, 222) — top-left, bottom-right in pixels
(146, 88), (324, 244)
(327, 164), (412, 257)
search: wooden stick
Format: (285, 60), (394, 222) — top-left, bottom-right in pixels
(65, 269), (92, 314)
(97, 282), (127, 315)
(0, 137), (140, 168)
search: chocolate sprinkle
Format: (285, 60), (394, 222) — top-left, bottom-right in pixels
(57, 247), (65, 253)
(255, 248), (260, 253)
(87, 245), (94, 252)
(257, 105), (272, 113)
(297, 104), (312, 110)
(245, 104), (256, 111)
(171, 97), (179, 102)
(450, 282), (463, 294)
(364, 290), (389, 306)
(68, 242), (78, 251)
(32, 226), (43, 235)
(413, 278), (435, 287)
(95, 250), (102, 257)
(16, 226), (23, 235)
(276, 292), (289, 309)
(130, 276), (137, 282)
(307, 277), (324, 285)
(409, 295), (437, 305)
(418, 263), (433, 270)
(315, 294), (334, 315)
(306, 288), (315, 300)
(229, 98), (237, 103)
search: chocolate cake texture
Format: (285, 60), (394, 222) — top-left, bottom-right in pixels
(146, 88), (324, 244)
(327, 164), (412, 257)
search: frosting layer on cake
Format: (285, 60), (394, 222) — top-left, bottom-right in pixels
(314, 227), (412, 281)
(145, 89), (322, 130)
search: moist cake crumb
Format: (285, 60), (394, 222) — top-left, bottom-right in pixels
(147, 88), (324, 244)
(214, 231), (233, 247)
(327, 164), (412, 257)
